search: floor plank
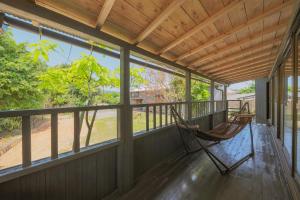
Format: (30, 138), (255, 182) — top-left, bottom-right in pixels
(119, 124), (291, 200)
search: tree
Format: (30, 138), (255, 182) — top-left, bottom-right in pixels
(239, 82), (255, 94)
(191, 80), (210, 101)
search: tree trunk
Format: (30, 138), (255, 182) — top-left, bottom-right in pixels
(85, 110), (97, 147)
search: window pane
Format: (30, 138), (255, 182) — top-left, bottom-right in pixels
(283, 50), (293, 161)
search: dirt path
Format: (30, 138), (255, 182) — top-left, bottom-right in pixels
(0, 110), (117, 169)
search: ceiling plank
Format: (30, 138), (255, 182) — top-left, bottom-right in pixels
(209, 59), (274, 76)
(159, 0), (242, 54)
(196, 41), (280, 72)
(96, 0), (116, 29)
(190, 22), (286, 67)
(202, 49), (277, 73)
(219, 71), (269, 83)
(134, 0), (187, 44)
(213, 64), (272, 79)
(176, 0), (292, 61)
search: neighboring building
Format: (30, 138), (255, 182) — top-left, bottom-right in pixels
(130, 87), (168, 104)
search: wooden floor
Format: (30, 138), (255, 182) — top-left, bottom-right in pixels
(119, 124), (291, 200)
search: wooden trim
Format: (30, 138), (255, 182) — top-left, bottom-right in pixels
(135, 0), (186, 44)
(96, 0), (116, 29)
(176, 1), (292, 61)
(191, 23), (286, 67)
(159, 0), (242, 54)
(73, 111), (80, 153)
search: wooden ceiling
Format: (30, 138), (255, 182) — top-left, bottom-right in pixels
(29, 0), (298, 83)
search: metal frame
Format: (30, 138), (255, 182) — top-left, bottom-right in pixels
(171, 104), (254, 175)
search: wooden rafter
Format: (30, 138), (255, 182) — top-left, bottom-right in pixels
(96, 0), (116, 29)
(134, 0), (187, 44)
(202, 54), (276, 75)
(220, 71), (269, 83)
(210, 56), (274, 76)
(213, 64), (272, 79)
(190, 22), (286, 67)
(223, 72), (269, 83)
(159, 0), (242, 54)
(203, 49), (278, 74)
(196, 42), (280, 72)
(176, 1), (292, 61)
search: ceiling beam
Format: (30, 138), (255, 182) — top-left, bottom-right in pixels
(134, 0), (187, 44)
(203, 54), (276, 75)
(96, 0), (116, 29)
(208, 59), (274, 76)
(159, 0), (242, 54)
(190, 22), (286, 67)
(176, 1), (292, 61)
(213, 64), (272, 79)
(203, 49), (277, 73)
(199, 43), (279, 72)
(220, 72), (269, 83)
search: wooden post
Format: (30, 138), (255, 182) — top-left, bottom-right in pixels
(210, 81), (215, 128)
(277, 67), (283, 139)
(271, 77), (275, 125)
(292, 35), (298, 177)
(51, 113), (58, 159)
(185, 71), (192, 121)
(117, 46), (133, 193)
(224, 85), (228, 122)
(73, 111), (80, 153)
(22, 115), (31, 167)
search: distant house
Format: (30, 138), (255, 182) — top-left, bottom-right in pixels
(130, 87), (168, 104)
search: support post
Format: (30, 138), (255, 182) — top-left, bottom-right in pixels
(210, 81), (215, 128)
(185, 71), (192, 121)
(117, 47), (133, 193)
(292, 35), (298, 177)
(224, 85), (228, 122)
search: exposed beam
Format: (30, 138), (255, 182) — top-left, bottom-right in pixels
(190, 22), (286, 67)
(203, 49), (277, 74)
(213, 64), (272, 79)
(134, 0), (187, 44)
(220, 72), (269, 83)
(194, 37), (282, 70)
(96, 0), (116, 29)
(159, 0), (242, 54)
(209, 59), (274, 77)
(176, 1), (292, 61)
(203, 55), (276, 75)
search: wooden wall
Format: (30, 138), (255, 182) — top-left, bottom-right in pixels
(0, 147), (117, 200)
(256, 78), (268, 124)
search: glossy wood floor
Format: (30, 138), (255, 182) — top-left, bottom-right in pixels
(120, 124), (291, 200)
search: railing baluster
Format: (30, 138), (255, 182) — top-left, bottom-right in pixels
(179, 103), (182, 119)
(73, 111), (80, 153)
(146, 105), (149, 131)
(153, 105), (156, 129)
(51, 113), (58, 159)
(159, 105), (162, 128)
(22, 115), (31, 168)
(170, 104), (173, 124)
(165, 104), (168, 126)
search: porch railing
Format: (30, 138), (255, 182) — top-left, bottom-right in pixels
(0, 100), (227, 174)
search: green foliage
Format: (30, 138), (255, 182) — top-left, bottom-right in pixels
(0, 30), (46, 110)
(239, 82), (255, 94)
(191, 80), (210, 101)
(169, 76), (185, 101)
(28, 39), (58, 62)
